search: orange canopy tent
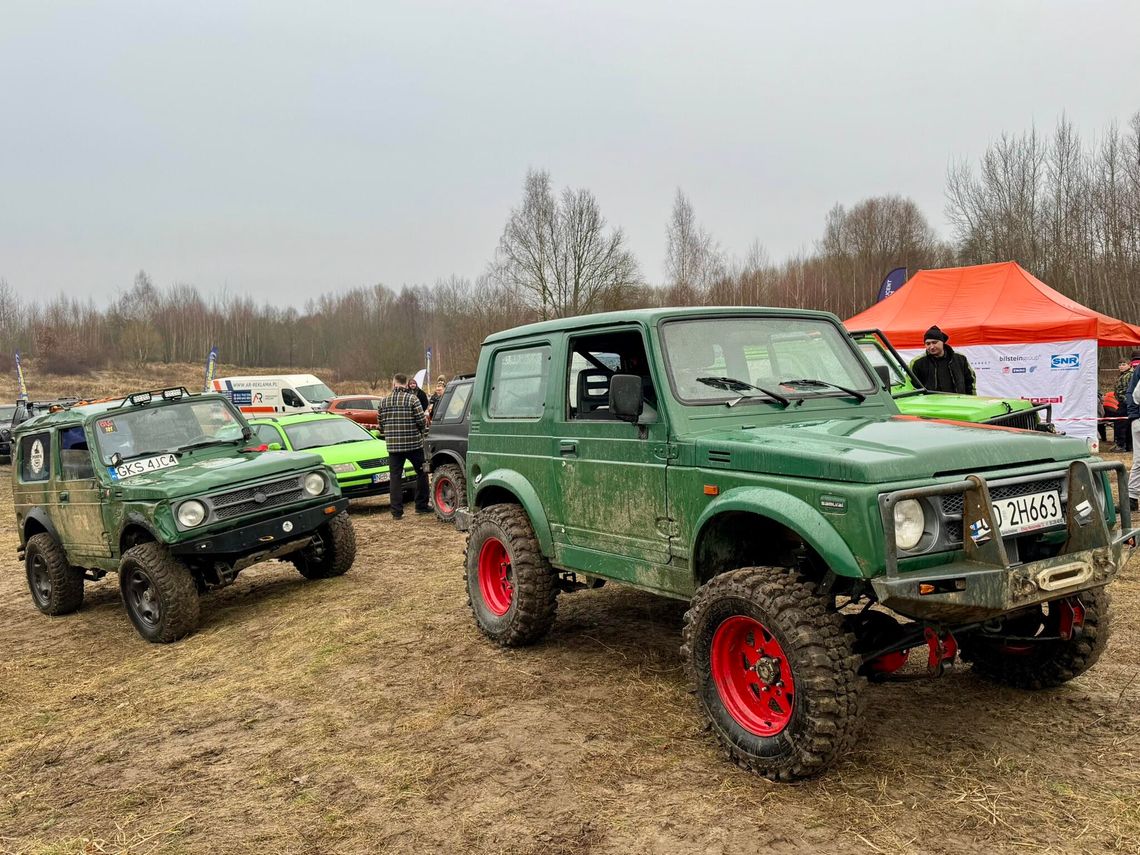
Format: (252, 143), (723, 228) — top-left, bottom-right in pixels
(844, 261), (1140, 348)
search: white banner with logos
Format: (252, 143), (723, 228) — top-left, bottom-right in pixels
(899, 339), (1099, 447)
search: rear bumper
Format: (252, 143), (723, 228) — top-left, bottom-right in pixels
(874, 459), (1136, 622)
(170, 497), (349, 558)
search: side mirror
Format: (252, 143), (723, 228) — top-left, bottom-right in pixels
(369, 429), (381, 439)
(609, 374), (644, 423)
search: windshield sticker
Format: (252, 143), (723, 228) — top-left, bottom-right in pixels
(29, 440), (45, 475)
(98, 419), (117, 433)
(109, 452), (180, 480)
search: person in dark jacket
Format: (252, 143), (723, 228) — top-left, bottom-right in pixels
(1126, 353), (1140, 511)
(407, 377), (430, 413)
(909, 326), (976, 394)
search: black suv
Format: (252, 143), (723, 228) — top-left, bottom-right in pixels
(426, 375), (474, 522)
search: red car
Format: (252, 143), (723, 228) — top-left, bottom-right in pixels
(325, 395), (383, 426)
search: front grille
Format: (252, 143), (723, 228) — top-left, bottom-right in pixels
(210, 476), (305, 520)
(358, 457), (388, 469)
(989, 411), (1040, 431)
(939, 478), (1063, 516)
(940, 476), (1066, 545)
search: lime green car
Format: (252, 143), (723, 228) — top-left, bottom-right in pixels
(247, 412), (413, 498)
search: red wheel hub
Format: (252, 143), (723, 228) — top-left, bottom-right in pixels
(434, 477), (455, 515)
(477, 537), (513, 616)
(710, 615), (795, 737)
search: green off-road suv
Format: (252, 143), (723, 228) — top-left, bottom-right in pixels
(12, 388), (356, 643)
(455, 307), (1137, 780)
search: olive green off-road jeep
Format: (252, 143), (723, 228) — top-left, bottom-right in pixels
(12, 388), (356, 642)
(456, 307), (1137, 781)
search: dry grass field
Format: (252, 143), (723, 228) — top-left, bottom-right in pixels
(1, 365), (1138, 854)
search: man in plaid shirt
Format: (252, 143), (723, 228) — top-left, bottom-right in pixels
(378, 373), (430, 518)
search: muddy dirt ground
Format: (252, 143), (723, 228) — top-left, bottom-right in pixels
(1, 459), (1139, 855)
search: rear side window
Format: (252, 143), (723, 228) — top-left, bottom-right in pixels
(19, 432), (51, 483)
(439, 384), (473, 422)
(488, 347), (550, 419)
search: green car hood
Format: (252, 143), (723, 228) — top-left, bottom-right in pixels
(893, 390), (1034, 423)
(694, 415), (1089, 484)
(114, 448), (325, 499)
(301, 437), (390, 467)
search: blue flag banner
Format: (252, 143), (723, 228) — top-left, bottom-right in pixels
(203, 346), (219, 392)
(876, 267), (908, 302)
(14, 351), (28, 401)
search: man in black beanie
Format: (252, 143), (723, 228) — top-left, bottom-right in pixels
(909, 325), (976, 394)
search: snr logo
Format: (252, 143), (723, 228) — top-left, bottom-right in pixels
(1050, 354), (1080, 370)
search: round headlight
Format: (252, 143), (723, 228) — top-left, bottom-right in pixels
(893, 499), (925, 551)
(303, 472), (326, 496)
(177, 499), (207, 528)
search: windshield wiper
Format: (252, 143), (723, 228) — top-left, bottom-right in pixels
(777, 378), (866, 403)
(696, 376), (790, 408)
(178, 437), (241, 454)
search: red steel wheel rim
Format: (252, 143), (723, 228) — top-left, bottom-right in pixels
(710, 614), (795, 737)
(477, 537), (513, 616)
(434, 477), (455, 515)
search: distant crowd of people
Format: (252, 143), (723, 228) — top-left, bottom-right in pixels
(377, 372), (447, 519)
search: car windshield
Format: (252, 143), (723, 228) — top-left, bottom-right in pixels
(283, 417), (372, 450)
(295, 382), (336, 404)
(93, 398), (246, 464)
(0, 404), (16, 421)
(661, 316), (876, 404)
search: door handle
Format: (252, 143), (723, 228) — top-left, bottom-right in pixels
(559, 441), (577, 457)
(60, 491), (70, 502)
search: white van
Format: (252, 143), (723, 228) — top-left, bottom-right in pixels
(209, 373), (337, 415)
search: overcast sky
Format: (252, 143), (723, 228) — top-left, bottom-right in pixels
(2, 1), (1138, 306)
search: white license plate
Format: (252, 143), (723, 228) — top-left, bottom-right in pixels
(974, 490), (1063, 540)
(113, 453), (179, 479)
(372, 472), (390, 484)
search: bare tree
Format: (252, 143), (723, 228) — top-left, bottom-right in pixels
(664, 189), (723, 301)
(492, 170), (640, 319)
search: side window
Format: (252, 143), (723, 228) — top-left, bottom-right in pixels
(59, 426), (94, 480)
(19, 432), (51, 483)
(254, 425), (282, 446)
(440, 384), (473, 422)
(282, 389), (303, 408)
(567, 331), (657, 420)
(487, 346), (550, 419)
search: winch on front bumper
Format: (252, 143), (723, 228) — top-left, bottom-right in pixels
(875, 459), (1136, 623)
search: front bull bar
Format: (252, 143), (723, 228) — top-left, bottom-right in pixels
(874, 459), (1137, 623)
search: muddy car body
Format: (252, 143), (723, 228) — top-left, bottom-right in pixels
(12, 388), (356, 642)
(456, 307), (1136, 780)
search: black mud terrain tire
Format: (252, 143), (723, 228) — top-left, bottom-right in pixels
(119, 543), (200, 643)
(960, 589), (1110, 689)
(25, 533), (85, 616)
(431, 463), (466, 523)
(465, 504), (558, 647)
(292, 511), (357, 579)
(682, 566), (864, 782)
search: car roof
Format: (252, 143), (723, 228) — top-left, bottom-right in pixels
(247, 412), (350, 425)
(13, 391), (233, 432)
(327, 394), (382, 402)
(481, 306), (841, 345)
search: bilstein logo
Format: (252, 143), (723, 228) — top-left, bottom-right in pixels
(1051, 354), (1080, 370)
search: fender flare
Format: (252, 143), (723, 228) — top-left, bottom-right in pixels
(429, 449), (466, 472)
(473, 468), (555, 557)
(115, 512), (161, 555)
(22, 507), (61, 546)
(693, 485), (864, 579)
